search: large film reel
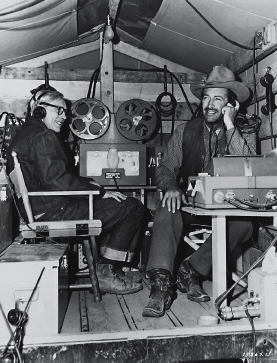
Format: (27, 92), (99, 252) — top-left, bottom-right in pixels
(115, 99), (158, 141)
(70, 98), (110, 140)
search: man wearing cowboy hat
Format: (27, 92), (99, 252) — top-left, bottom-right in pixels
(142, 66), (256, 318)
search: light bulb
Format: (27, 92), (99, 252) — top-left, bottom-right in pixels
(104, 15), (114, 44)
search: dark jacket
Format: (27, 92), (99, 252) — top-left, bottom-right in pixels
(179, 117), (226, 191)
(7, 117), (105, 217)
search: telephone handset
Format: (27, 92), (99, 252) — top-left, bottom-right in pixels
(260, 67), (276, 116)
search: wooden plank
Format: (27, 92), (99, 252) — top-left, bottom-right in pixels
(212, 215), (227, 307)
(108, 0), (121, 20)
(79, 290), (89, 332)
(117, 295), (138, 330)
(100, 35), (114, 111)
(0, 244), (68, 262)
(114, 41), (201, 74)
(0, 79), (198, 103)
(99, 293), (131, 332)
(7, 42), (100, 68)
(225, 38), (277, 75)
(85, 291), (109, 333)
(61, 291), (81, 333)
(0, 67), (205, 84)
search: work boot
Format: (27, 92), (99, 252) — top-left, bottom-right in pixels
(114, 266), (142, 284)
(96, 263), (143, 295)
(142, 269), (174, 318)
(177, 259), (210, 302)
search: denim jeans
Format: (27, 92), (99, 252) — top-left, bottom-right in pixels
(38, 196), (145, 263)
(146, 201), (253, 277)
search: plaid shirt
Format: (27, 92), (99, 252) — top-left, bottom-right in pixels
(156, 122), (257, 191)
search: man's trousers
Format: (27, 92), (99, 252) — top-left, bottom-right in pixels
(146, 201), (253, 277)
(38, 196), (145, 263)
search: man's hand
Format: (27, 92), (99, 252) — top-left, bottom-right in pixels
(221, 100), (240, 130)
(102, 191), (127, 202)
(162, 186), (188, 213)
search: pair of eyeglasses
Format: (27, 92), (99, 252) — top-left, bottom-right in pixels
(39, 102), (67, 115)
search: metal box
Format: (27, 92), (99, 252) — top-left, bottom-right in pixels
(248, 267), (277, 321)
(0, 171), (13, 254)
(0, 244), (69, 343)
(79, 143), (147, 185)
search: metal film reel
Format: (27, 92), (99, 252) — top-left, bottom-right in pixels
(115, 99), (157, 141)
(69, 98), (110, 140)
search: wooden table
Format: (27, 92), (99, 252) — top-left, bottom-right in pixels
(182, 206), (277, 307)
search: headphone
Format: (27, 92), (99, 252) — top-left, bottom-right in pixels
(33, 91), (49, 119)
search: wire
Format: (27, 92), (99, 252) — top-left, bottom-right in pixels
(86, 16), (108, 100)
(2, 268), (45, 360)
(235, 114), (261, 134)
(245, 308), (257, 363)
(0, 303), (23, 363)
(225, 198), (277, 211)
(184, 0), (257, 50)
(215, 233), (277, 312)
(252, 37), (258, 115)
(112, 176), (120, 191)
(233, 196), (277, 209)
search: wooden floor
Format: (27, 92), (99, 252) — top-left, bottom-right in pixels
(61, 272), (248, 334)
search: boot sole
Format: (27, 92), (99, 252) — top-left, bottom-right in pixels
(142, 299), (171, 318)
(187, 294), (210, 302)
(142, 309), (165, 318)
(177, 284), (210, 302)
(99, 284), (143, 295)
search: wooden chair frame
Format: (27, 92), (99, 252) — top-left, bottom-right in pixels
(9, 151), (102, 301)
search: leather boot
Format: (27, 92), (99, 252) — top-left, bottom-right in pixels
(142, 269), (174, 318)
(96, 264), (143, 295)
(177, 259), (210, 302)
(114, 266), (142, 284)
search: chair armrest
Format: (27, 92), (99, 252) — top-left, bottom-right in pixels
(28, 190), (100, 219)
(28, 191), (100, 197)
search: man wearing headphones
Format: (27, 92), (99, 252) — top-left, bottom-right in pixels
(7, 88), (144, 295)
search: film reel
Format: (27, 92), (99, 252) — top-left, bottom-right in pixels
(69, 98), (110, 140)
(115, 99), (158, 141)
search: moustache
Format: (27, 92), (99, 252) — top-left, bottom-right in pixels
(204, 107), (218, 112)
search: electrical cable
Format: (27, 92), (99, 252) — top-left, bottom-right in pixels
(112, 176), (120, 192)
(86, 67), (100, 99)
(252, 36), (258, 115)
(86, 14), (107, 100)
(113, 65), (195, 117)
(225, 198), (277, 212)
(155, 66), (178, 137)
(233, 196), (277, 209)
(245, 308), (257, 363)
(1, 268), (45, 360)
(0, 302), (23, 363)
(184, 0), (258, 50)
(235, 114), (261, 134)
(0, 112), (9, 171)
(215, 233), (277, 313)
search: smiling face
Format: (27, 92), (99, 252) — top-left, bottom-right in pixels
(38, 96), (67, 133)
(202, 88), (229, 124)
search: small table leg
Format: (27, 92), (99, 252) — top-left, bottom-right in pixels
(212, 215), (227, 307)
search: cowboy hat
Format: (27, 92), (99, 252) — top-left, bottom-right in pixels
(190, 66), (250, 103)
